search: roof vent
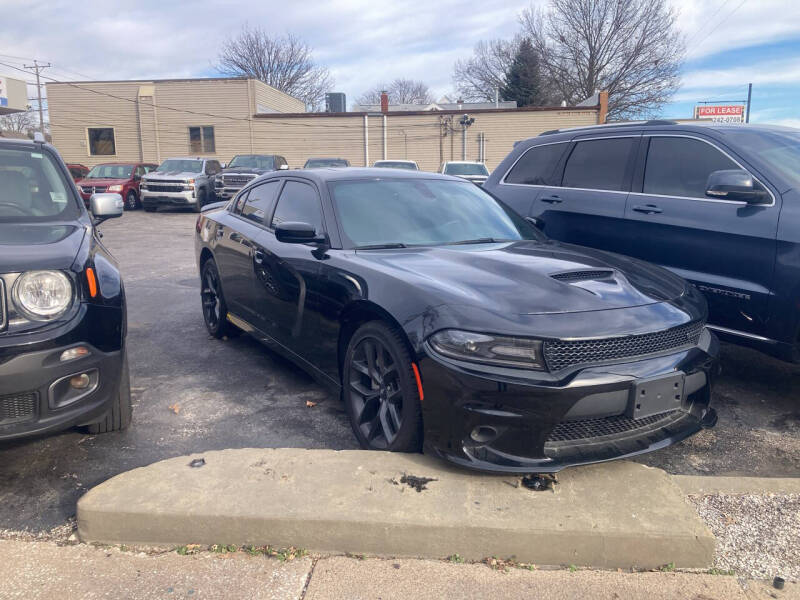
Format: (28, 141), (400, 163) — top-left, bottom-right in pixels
(551, 270), (614, 283)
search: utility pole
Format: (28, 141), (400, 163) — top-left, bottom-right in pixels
(24, 60), (51, 135)
(745, 83), (752, 123)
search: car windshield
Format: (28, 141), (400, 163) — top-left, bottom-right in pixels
(444, 163), (489, 176)
(86, 164), (133, 179)
(0, 145), (80, 222)
(228, 155), (276, 169)
(374, 161), (417, 170)
(156, 159), (203, 173)
(732, 130), (800, 190)
(305, 159), (348, 168)
(330, 178), (542, 248)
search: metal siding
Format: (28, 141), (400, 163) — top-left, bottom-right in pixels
(252, 80), (306, 114)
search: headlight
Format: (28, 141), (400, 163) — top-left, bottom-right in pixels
(140, 181), (148, 189)
(107, 185), (123, 192)
(429, 329), (545, 370)
(13, 270), (73, 320)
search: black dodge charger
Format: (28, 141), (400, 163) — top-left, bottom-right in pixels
(195, 168), (718, 472)
(0, 137), (130, 441)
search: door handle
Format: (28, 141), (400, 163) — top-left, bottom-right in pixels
(253, 249), (265, 264)
(632, 204), (663, 214)
(540, 195), (562, 204)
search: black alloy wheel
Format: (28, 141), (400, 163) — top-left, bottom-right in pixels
(125, 190), (138, 210)
(344, 321), (422, 452)
(200, 260), (234, 338)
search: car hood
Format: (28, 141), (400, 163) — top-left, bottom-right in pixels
(354, 240), (687, 315)
(221, 167), (274, 175)
(144, 171), (198, 180)
(76, 178), (129, 187)
(0, 223), (86, 273)
(454, 174), (489, 182)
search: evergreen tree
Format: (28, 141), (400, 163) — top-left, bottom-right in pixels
(501, 39), (546, 107)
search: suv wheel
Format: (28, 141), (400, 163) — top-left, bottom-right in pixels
(87, 353), (132, 434)
(194, 188), (206, 213)
(125, 190), (138, 210)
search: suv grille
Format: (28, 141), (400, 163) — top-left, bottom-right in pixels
(222, 174), (256, 187)
(551, 270), (614, 283)
(544, 321), (704, 372)
(0, 391), (38, 426)
(546, 410), (680, 443)
(81, 185), (107, 194)
(146, 183), (185, 193)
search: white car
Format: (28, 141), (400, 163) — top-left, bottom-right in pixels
(440, 161), (490, 185)
(373, 160), (419, 170)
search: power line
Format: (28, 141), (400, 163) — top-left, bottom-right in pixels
(685, 0), (748, 55)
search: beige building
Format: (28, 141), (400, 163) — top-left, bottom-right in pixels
(47, 77), (604, 171)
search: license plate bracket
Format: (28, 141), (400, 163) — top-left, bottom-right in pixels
(628, 372), (685, 419)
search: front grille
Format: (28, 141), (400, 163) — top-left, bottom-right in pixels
(547, 410), (679, 443)
(81, 185), (107, 194)
(222, 174), (256, 187)
(145, 184), (186, 193)
(551, 269), (614, 283)
(0, 391), (38, 426)
(544, 321), (705, 372)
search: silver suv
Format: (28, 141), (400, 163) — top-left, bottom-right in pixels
(140, 157), (221, 212)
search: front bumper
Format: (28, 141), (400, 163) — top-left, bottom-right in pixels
(141, 189), (196, 208)
(419, 329), (719, 473)
(214, 185), (243, 200)
(0, 305), (124, 441)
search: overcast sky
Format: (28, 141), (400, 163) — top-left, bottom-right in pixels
(2, 0), (800, 124)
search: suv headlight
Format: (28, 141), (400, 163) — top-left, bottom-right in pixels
(107, 184), (123, 192)
(13, 270), (74, 320)
(428, 329), (545, 370)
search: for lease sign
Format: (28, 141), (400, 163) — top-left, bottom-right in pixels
(694, 105), (745, 123)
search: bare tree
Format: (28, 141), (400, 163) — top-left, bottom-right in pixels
(357, 79), (434, 105)
(521, 0), (684, 120)
(0, 110), (35, 136)
(217, 26), (333, 111)
(452, 38), (519, 102)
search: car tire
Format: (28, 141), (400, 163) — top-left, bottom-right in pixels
(144, 205), (157, 213)
(87, 353), (132, 434)
(200, 258), (237, 339)
(125, 190), (138, 211)
(194, 188), (206, 213)
(343, 321), (423, 453)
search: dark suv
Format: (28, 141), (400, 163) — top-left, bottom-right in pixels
(0, 137), (131, 440)
(214, 154), (288, 200)
(485, 122), (800, 361)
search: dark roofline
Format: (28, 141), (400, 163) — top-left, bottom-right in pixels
(46, 76), (251, 86)
(253, 104), (599, 119)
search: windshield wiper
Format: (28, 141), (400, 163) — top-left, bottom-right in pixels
(446, 238), (509, 245)
(354, 243), (407, 249)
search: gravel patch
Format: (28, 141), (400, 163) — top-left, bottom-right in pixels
(688, 493), (800, 581)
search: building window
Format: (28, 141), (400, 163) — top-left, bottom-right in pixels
(87, 128), (116, 156)
(189, 126), (215, 153)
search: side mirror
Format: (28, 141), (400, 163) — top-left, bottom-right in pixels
(90, 193), (124, 224)
(706, 169), (770, 204)
(279, 163), (289, 170)
(275, 221), (326, 244)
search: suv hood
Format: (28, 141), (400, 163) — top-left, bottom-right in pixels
(144, 171), (198, 180)
(354, 240), (687, 315)
(76, 177), (129, 187)
(0, 223), (86, 273)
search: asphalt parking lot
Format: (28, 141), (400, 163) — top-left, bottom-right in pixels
(1, 210), (799, 533)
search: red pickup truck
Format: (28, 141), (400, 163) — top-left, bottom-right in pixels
(76, 162), (158, 210)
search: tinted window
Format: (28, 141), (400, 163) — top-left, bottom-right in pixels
(329, 179), (541, 248)
(644, 137), (739, 198)
(241, 181), (280, 225)
(505, 142), (567, 185)
(87, 164), (133, 179)
(271, 181), (323, 232)
(562, 138), (636, 191)
(444, 163), (489, 176)
(228, 155), (276, 169)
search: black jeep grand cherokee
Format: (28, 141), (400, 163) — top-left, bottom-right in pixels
(0, 137), (131, 440)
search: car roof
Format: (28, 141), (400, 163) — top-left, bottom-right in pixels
(258, 167), (457, 184)
(306, 157), (348, 161)
(374, 159), (417, 163)
(443, 160), (484, 164)
(161, 156), (207, 161)
(524, 121), (799, 145)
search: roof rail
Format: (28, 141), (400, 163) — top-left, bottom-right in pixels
(539, 120), (678, 136)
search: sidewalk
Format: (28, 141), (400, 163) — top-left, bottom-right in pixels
(0, 540), (795, 600)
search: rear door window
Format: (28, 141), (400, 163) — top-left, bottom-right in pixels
(504, 142), (568, 185)
(643, 137), (740, 199)
(562, 138), (637, 191)
(241, 180), (280, 225)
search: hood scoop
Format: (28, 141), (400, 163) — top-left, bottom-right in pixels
(550, 269), (614, 284)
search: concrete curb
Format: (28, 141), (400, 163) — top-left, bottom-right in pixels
(77, 449), (715, 569)
(673, 475), (800, 496)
